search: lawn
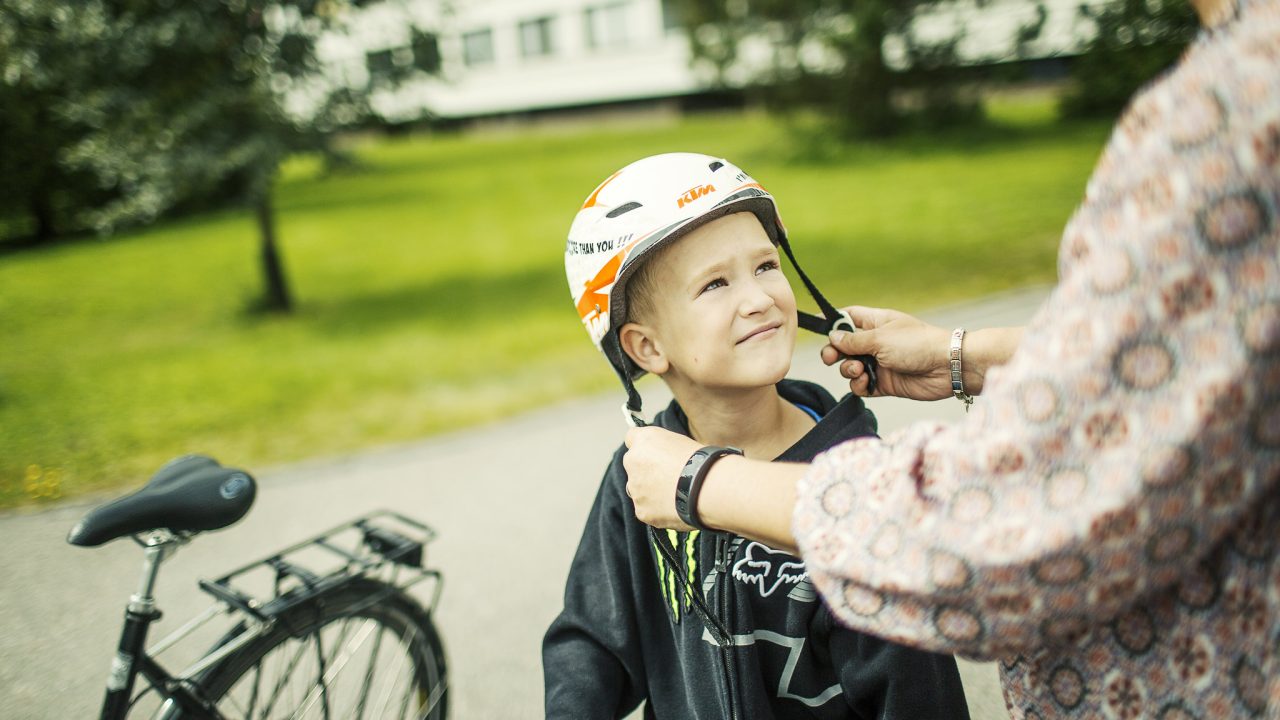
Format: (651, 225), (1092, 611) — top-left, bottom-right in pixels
(0, 98), (1112, 506)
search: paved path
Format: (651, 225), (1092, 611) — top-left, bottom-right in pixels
(0, 286), (1049, 719)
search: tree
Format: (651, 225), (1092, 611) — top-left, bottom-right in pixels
(0, 3), (108, 242)
(1060, 0), (1197, 118)
(668, 0), (990, 139)
(0, 0), (441, 311)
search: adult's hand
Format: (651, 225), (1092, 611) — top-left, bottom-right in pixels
(821, 306), (953, 400)
(821, 306), (1025, 400)
(623, 426), (701, 530)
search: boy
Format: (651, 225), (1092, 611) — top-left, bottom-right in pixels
(545, 153), (969, 718)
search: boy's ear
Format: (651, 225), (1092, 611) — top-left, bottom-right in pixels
(618, 322), (669, 375)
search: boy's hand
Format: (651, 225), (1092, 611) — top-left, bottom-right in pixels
(820, 305), (953, 401)
(623, 426), (701, 530)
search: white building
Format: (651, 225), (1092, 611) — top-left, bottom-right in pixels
(317, 0), (1113, 123)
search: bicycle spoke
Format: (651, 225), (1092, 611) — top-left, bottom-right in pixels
(396, 673), (415, 719)
(215, 656), (271, 719)
(311, 625), (332, 720)
(215, 680), (253, 719)
(409, 642), (447, 719)
(235, 663), (262, 719)
(250, 663), (264, 718)
(354, 621), (387, 720)
(257, 633), (311, 718)
(370, 622), (417, 719)
(290, 618), (378, 719)
(420, 676), (449, 719)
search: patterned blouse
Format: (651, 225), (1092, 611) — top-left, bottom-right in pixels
(794, 1), (1280, 718)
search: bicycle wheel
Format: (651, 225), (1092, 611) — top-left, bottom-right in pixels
(181, 578), (447, 719)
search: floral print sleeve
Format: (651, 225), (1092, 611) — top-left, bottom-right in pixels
(794, 2), (1280, 717)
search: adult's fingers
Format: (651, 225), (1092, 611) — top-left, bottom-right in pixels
(624, 425), (652, 448)
(843, 305), (891, 330)
(848, 371), (873, 397)
(819, 343), (842, 366)
(828, 327), (878, 358)
(837, 357), (866, 380)
(840, 359), (875, 396)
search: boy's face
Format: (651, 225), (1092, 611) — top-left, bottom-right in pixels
(628, 212), (798, 392)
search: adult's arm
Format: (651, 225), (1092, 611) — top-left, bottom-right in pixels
(791, 52), (1280, 658)
(633, 247), (1275, 663)
(624, 427), (805, 552)
(819, 306), (1024, 401)
(622, 312), (1024, 552)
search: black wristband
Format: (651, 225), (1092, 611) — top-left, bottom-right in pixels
(674, 446), (743, 530)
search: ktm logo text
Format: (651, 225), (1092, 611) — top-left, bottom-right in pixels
(677, 184), (715, 208)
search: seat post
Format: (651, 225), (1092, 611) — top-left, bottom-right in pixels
(130, 538), (169, 614)
(98, 534), (176, 720)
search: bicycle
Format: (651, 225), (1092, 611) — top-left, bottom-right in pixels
(67, 454), (449, 719)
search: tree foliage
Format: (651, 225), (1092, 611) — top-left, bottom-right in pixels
(1060, 0), (1197, 118)
(0, 0), (439, 309)
(669, 0), (989, 139)
(0, 3), (108, 241)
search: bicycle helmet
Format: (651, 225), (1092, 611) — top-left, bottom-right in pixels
(564, 152), (873, 425)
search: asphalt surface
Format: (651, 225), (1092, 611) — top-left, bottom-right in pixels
(0, 285), (1049, 719)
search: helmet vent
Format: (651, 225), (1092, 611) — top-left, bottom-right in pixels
(708, 161), (724, 171)
(605, 202), (643, 218)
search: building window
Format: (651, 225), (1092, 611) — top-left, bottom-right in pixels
(366, 48), (395, 77)
(518, 16), (555, 58)
(367, 34), (434, 85)
(585, 2), (630, 50)
(461, 28), (495, 67)
(412, 30), (441, 72)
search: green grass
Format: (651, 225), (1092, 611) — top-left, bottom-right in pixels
(0, 97), (1111, 506)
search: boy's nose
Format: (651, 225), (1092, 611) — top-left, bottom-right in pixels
(738, 278), (776, 315)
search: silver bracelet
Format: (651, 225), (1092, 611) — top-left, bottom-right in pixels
(950, 327), (974, 411)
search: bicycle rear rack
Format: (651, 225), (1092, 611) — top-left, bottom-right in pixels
(196, 510), (442, 630)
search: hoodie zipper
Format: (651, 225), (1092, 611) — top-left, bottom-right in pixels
(714, 534), (740, 720)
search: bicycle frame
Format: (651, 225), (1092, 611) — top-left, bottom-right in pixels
(99, 532), (234, 720)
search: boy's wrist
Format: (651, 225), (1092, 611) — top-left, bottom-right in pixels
(676, 446), (742, 530)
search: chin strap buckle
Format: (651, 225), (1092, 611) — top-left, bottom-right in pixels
(622, 403), (647, 428)
(832, 308), (856, 334)
(829, 308), (879, 396)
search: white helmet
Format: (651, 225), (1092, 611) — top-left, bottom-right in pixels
(564, 152), (867, 425)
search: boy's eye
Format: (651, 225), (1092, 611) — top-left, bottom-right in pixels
(699, 278), (726, 295)
(756, 260), (779, 274)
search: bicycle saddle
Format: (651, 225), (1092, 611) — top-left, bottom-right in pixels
(67, 455), (256, 547)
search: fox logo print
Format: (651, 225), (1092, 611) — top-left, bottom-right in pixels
(732, 542), (807, 598)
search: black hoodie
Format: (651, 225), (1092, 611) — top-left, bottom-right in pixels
(543, 379), (970, 719)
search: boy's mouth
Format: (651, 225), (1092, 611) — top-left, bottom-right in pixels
(737, 322), (782, 344)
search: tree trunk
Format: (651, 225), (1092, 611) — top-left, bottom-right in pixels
(30, 186), (57, 242)
(842, 4), (897, 138)
(255, 191), (293, 312)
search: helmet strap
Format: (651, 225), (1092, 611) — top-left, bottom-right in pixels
(778, 238), (842, 329)
(779, 238), (880, 394)
(604, 333), (648, 426)
(622, 376), (646, 428)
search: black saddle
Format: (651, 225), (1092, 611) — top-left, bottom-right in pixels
(67, 455), (256, 547)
